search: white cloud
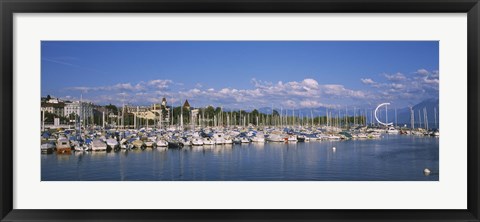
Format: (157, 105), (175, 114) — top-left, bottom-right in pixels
(68, 79), (175, 93)
(390, 83), (405, 90)
(321, 84), (366, 99)
(299, 100), (323, 108)
(111, 82), (145, 91)
(63, 71), (437, 109)
(191, 88), (202, 94)
(423, 77), (439, 84)
(384, 73), (407, 82)
(302, 78), (319, 90)
(69, 86), (92, 93)
(416, 69), (429, 75)
(358, 69), (439, 106)
(282, 100), (297, 108)
(361, 78), (376, 85)
(148, 79), (172, 89)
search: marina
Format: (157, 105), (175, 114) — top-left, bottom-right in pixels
(41, 41), (440, 181)
(41, 133), (439, 181)
(41, 104), (440, 181)
(40, 97), (440, 181)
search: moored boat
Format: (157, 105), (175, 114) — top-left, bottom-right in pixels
(284, 135), (298, 143)
(266, 133), (284, 142)
(156, 139), (168, 147)
(132, 139), (146, 149)
(203, 137), (215, 145)
(386, 127), (400, 134)
(106, 138), (119, 150)
(56, 137), (71, 154)
(168, 140), (184, 148)
(192, 137), (204, 146)
(41, 142), (55, 154)
(91, 139), (107, 151)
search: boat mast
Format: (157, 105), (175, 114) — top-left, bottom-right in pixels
(410, 107), (414, 130)
(310, 109), (313, 127)
(424, 107), (429, 130)
(292, 108), (295, 127)
(180, 99), (184, 129)
(385, 104), (387, 127)
(80, 94), (83, 134)
(42, 109), (45, 132)
(353, 107), (356, 126)
(171, 98), (173, 127)
(370, 109), (373, 126)
(365, 108), (367, 126)
(395, 107), (397, 127)
(345, 106), (348, 128)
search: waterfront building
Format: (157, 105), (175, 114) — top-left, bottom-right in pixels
(46, 97), (63, 104)
(41, 102), (65, 117)
(183, 99), (190, 109)
(191, 109), (199, 127)
(64, 101), (94, 120)
(156, 97), (170, 125)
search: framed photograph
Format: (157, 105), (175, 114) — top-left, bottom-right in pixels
(1, 0), (479, 221)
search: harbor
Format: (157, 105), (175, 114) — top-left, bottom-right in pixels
(41, 97), (440, 154)
(40, 41), (440, 181)
(40, 99), (440, 181)
(41, 134), (439, 181)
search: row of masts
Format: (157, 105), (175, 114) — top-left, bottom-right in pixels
(41, 101), (439, 131)
(97, 104), (438, 131)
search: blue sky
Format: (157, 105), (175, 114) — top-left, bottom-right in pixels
(42, 41), (439, 109)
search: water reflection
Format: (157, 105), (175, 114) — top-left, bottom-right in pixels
(41, 135), (439, 181)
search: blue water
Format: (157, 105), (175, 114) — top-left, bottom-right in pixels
(41, 135), (439, 181)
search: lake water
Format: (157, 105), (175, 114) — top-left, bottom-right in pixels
(41, 134), (439, 181)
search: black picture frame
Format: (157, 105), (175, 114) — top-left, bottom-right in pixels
(1, 0), (479, 221)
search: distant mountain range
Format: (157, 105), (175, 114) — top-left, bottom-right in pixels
(396, 98), (439, 128)
(255, 98), (439, 129)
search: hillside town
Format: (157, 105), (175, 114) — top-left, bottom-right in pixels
(41, 95), (200, 130)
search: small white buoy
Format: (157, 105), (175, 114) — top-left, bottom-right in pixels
(424, 168), (431, 176)
(332, 147), (336, 152)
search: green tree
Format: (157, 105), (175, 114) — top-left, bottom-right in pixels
(105, 103), (118, 114)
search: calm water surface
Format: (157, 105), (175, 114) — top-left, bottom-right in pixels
(41, 134), (439, 181)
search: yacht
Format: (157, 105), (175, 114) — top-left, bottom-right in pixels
(90, 139), (107, 151)
(156, 139), (168, 147)
(144, 138), (156, 148)
(266, 133), (284, 142)
(203, 137), (215, 145)
(41, 142), (55, 153)
(240, 137), (250, 143)
(251, 134), (265, 143)
(56, 137), (71, 154)
(212, 133), (226, 144)
(106, 138), (119, 150)
(386, 127), (400, 134)
(192, 137), (204, 146)
(132, 139), (146, 149)
(286, 135), (298, 143)
(224, 136), (233, 144)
